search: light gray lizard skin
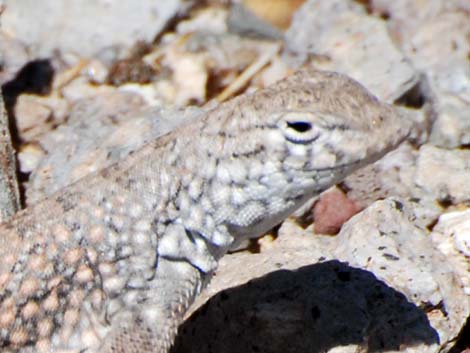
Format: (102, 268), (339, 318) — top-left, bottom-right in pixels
(0, 70), (410, 352)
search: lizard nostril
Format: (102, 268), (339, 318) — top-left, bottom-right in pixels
(286, 121), (312, 133)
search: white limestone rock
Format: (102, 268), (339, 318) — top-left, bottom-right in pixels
(391, 7), (470, 149)
(415, 145), (470, 204)
(1, 0), (194, 59)
(431, 210), (470, 296)
(428, 91), (470, 148)
(175, 199), (469, 353)
(284, 0), (417, 102)
(0, 31), (30, 85)
(334, 199), (469, 352)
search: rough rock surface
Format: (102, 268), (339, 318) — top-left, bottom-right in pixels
(371, 1), (470, 150)
(0, 31), (29, 85)
(414, 145), (470, 205)
(1, 0), (194, 58)
(334, 200), (469, 352)
(428, 91), (470, 148)
(431, 210), (470, 305)
(173, 199), (469, 353)
(284, 0), (418, 102)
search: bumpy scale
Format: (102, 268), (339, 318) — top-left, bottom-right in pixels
(0, 70), (410, 352)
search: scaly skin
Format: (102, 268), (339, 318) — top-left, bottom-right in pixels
(0, 70), (410, 352)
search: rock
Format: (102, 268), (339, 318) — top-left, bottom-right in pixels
(428, 92), (470, 148)
(414, 145), (470, 205)
(342, 142), (444, 230)
(182, 32), (275, 74)
(14, 94), (52, 140)
(174, 199), (469, 353)
(431, 210), (470, 295)
(369, 0), (470, 45)
(175, 261), (439, 353)
(155, 31), (284, 105)
(176, 7), (228, 35)
(342, 143), (417, 205)
(334, 199), (469, 352)
(227, 2), (284, 40)
(162, 47), (208, 106)
(401, 12), (470, 97)
(17, 143), (45, 174)
(83, 59), (110, 85)
(60, 77), (117, 102)
(370, 1), (470, 96)
(313, 187), (361, 235)
(0, 32), (30, 85)
(13, 94), (68, 141)
(239, 0), (306, 30)
(392, 8), (470, 149)
(1, 0), (194, 59)
(284, 0), (417, 102)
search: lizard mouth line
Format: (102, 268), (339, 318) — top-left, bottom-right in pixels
(308, 159), (362, 173)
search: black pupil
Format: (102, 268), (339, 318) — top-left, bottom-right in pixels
(286, 121), (312, 133)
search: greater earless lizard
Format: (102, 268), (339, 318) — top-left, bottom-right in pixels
(0, 70), (410, 352)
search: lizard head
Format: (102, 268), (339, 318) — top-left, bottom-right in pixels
(254, 70), (411, 195)
(170, 70), (411, 253)
(208, 70), (411, 245)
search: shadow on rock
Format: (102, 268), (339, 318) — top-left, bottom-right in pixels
(1, 59), (54, 145)
(172, 260), (439, 353)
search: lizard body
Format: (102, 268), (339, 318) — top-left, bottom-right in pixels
(0, 70), (410, 352)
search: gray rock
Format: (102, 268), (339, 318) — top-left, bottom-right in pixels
(343, 142), (442, 230)
(0, 31), (30, 85)
(1, 0), (194, 59)
(372, 1), (470, 98)
(370, 0), (470, 41)
(431, 209), (470, 297)
(428, 91), (470, 148)
(13, 94), (53, 140)
(284, 0), (417, 102)
(334, 199), (469, 352)
(415, 145), (470, 204)
(396, 9), (470, 148)
(175, 199), (469, 353)
(227, 2), (283, 40)
(403, 11), (470, 96)
(175, 261), (439, 353)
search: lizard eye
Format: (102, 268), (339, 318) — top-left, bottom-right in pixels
(282, 119), (320, 144)
(286, 121), (312, 133)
